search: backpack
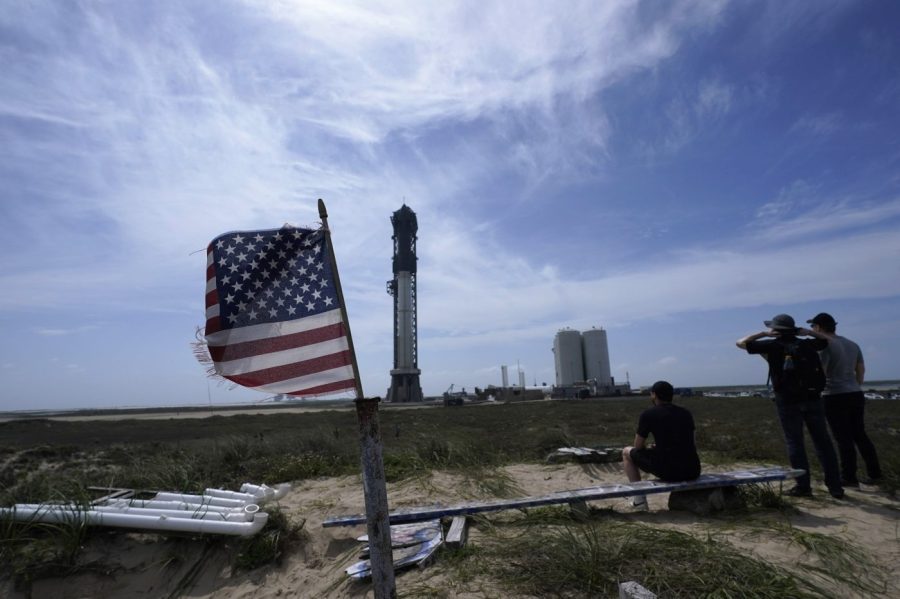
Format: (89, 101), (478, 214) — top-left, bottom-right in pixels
(778, 340), (826, 400)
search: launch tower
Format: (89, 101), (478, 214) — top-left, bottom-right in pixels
(386, 205), (424, 402)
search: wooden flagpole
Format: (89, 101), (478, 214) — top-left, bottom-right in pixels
(317, 199), (396, 599)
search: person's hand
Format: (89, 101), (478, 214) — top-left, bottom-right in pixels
(796, 327), (810, 336)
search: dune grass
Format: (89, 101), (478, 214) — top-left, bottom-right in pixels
(1, 396), (898, 592)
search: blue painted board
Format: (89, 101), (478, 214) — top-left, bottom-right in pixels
(323, 467), (804, 528)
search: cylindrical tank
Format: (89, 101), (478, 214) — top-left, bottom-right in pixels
(582, 328), (611, 386)
(553, 329), (584, 386)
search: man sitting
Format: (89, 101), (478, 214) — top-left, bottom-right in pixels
(622, 380), (701, 510)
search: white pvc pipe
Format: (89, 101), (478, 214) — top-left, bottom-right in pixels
(0, 505), (268, 536)
(92, 504), (258, 522)
(107, 499), (248, 513)
(240, 482), (291, 502)
(204, 488), (260, 502)
(151, 492), (246, 508)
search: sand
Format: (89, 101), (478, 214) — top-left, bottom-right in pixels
(2, 461), (897, 598)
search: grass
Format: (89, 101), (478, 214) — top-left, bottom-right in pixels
(491, 520), (818, 598)
(1, 396), (898, 592)
(234, 507), (307, 571)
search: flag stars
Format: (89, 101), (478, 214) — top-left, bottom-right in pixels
(305, 301), (316, 311)
(225, 245), (236, 255)
(228, 263), (240, 273)
(225, 293), (235, 304)
(216, 239), (226, 249)
(232, 234), (245, 245)
(287, 306), (297, 315)
(315, 262), (324, 271)
(254, 234), (265, 243)
(324, 296), (334, 306)
(264, 289), (274, 298)
(269, 308), (278, 318)
(248, 309), (258, 320)
(312, 289), (322, 300)
(236, 252), (248, 262)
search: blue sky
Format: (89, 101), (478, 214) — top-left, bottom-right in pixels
(2, 1), (899, 411)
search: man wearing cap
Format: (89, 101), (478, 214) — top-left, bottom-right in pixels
(807, 312), (882, 486)
(736, 314), (844, 498)
(622, 380), (701, 510)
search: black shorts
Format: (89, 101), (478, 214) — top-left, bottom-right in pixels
(630, 447), (699, 482)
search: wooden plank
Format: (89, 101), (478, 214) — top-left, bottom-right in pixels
(445, 516), (468, 548)
(323, 467), (803, 528)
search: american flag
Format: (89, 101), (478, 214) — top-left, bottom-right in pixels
(204, 225), (357, 397)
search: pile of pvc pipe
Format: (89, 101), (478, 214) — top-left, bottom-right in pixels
(0, 482), (291, 537)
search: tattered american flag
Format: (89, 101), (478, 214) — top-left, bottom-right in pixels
(204, 225), (356, 396)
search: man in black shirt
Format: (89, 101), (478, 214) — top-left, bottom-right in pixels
(737, 313), (843, 499)
(623, 380), (701, 510)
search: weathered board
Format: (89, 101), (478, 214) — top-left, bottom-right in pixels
(323, 467), (804, 528)
(347, 521), (442, 579)
(357, 519), (442, 556)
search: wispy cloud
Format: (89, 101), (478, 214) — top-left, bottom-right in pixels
(790, 112), (841, 135)
(36, 325), (98, 337)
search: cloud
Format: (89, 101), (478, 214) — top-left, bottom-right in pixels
(753, 192), (900, 242)
(790, 112), (841, 136)
(36, 325), (98, 336)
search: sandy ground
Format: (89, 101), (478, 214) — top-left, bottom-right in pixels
(2, 461), (898, 598)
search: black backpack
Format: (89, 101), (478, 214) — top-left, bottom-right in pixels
(778, 340), (826, 400)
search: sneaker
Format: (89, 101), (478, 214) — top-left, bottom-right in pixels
(841, 479), (860, 489)
(859, 476), (882, 486)
(786, 486), (813, 498)
(829, 488), (845, 500)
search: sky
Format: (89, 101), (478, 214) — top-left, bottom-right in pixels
(2, 1), (900, 411)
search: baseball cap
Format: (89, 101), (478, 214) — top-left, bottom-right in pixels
(807, 312), (837, 327)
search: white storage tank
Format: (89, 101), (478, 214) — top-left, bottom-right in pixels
(582, 327), (611, 386)
(554, 329), (584, 386)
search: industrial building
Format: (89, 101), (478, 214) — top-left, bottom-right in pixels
(552, 327), (629, 397)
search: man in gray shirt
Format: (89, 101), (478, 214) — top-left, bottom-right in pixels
(807, 313), (882, 486)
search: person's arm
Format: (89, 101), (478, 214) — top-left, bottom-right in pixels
(736, 331), (771, 349)
(632, 434), (646, 450)
(797, 327), (828, 342)
(856, 359), (865, 386)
